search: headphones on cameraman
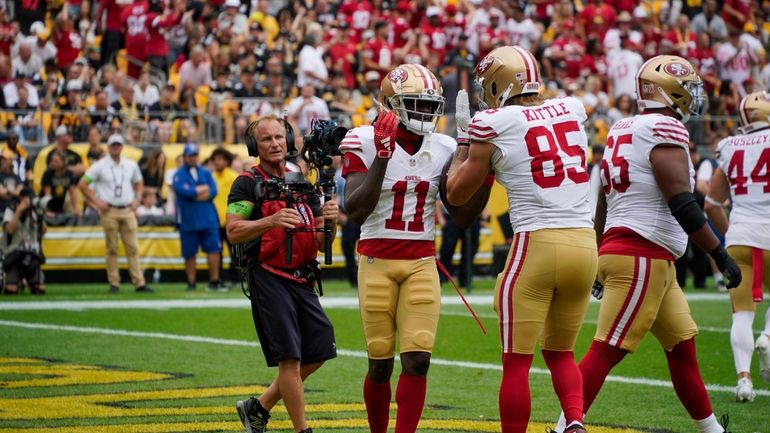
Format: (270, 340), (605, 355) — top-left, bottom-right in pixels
(245, 116), (297, 159)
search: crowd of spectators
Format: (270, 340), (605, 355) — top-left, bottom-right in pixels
(0, 0), (766, 150)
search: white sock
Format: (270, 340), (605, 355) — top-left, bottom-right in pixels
(714, 272), (723, 283)
(764, 308), (770, 336)
(694, 414), (724, 433)
(731, 311), (755, 374)
(555, 412), (567, 432)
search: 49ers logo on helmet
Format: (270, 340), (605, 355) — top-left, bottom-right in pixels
(477, 55), (495, 75)
(388, 68), (408, 83)
(663, 62), (691, 77)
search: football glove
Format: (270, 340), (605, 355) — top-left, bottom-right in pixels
(591, 277), (604, 300)
(710, 246), (742, 289)
(456, 89), (470, 143)
(373, 111), (399, 159)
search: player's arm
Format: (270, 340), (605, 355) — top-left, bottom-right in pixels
(650, 145), (741, 288)
(445, 140), (494, 206)
(344, 112), (398, 225)
(704, 166), (731, 236)
(343, 162), (387, 224)
(593, 186), (607, 248)
(440, 146), (492, 228)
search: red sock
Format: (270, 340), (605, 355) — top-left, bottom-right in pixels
(499, 353), (533, 433)
(394, 373), (426, 433)
(542, 350), (583, 425)
(578, 341), (627, 412)
(364, 376), (391, 433)
(664, 338), (713, 420)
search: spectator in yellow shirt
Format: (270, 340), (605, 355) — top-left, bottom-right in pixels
(210, 147), (239, 285)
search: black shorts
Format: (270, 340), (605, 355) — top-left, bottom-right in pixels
(248, 266), (336, 367)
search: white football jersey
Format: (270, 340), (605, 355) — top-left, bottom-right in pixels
(340, 126), (456, 241)
(601, 113), (695, 258)
(715, 129), (770, 250)
(468, 96), (593, 234)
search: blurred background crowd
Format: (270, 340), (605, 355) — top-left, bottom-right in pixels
(0, 0), (766, 290)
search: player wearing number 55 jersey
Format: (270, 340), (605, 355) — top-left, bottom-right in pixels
(554, 55), (740, 433)
(341, 64), (490, 433)
(705, 91), (770, 403)
(446, 45), (596, 433)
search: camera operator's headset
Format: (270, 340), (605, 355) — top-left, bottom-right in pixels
(245, 117), (298, 159)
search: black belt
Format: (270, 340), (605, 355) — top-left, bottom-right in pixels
(109, 204), (129, 209)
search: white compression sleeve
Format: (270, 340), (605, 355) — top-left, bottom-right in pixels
(731, 311), (755, 374)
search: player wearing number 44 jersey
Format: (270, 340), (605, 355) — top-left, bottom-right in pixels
(554, 55), (740, 433)
(705, 91), (770, 403)
(341, 64), (490, 433)
(446, 45), (597, 433)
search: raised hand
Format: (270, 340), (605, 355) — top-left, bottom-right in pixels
(373, 111), (399, 159)
(456, 89), (470, 143)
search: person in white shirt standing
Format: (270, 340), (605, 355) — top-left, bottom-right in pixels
(607, 40), (644, 100)
(705, 91), (770, 403)
(78, 134), (153, 294)
(297, 31), (328, 89)
(286, 84), (331, 134)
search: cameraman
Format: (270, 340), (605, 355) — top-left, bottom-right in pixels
(2, 189), (45, 295)
(226, 116), (338, 433)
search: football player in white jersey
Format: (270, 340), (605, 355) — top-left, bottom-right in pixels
(554, 55), (741, 433)
(445, 45), (597, 433)
(340, 64), (490, 433)
(705, 91), (770, 403)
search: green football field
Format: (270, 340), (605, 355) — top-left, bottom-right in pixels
(0, 279), (767, 433)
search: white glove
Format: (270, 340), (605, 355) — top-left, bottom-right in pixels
(456, 89), (470, 143)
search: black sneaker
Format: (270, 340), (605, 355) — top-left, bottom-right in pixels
(206, 280), (229, 293)
(298, 429), (313, 433)
(564, 422), (586, 433)
(108, 285), (119, 294)
(236, 397), (270, 433)
(135, 286), (154, 293)
(186, 282), (197, 291)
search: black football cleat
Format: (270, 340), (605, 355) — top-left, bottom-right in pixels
(563, 422), (587, 433)
(236, 396), (270, 433)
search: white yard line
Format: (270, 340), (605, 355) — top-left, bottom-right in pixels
(0, 319), (767, 397)
(0, 292), (746, 311)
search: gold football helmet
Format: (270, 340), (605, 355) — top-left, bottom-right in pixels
(379, 64), (445, 135)
(738, 91), (770, 134)
(635, 55), (705, 123)
(474, 45), (541, 109)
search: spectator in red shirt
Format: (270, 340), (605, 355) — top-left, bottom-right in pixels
(53, 13), (82, 72)
(121, 0), (150, 79)
(477, 12), (508, 60)
(97, 0), (131, 67)
(337, 0), (373, 45)
(544, 19), (585, 80)
(578, 0), (616, 41)
(389, 1), (414, 51)
(362, 21), (394, 82)
(442, 4), (465, 52)
(722, 0), (753, 30)
(146, 0), (186, 73)
(419, 6), (448, 70)
(0, 7), (16, 57)
(531, 0), (557, 29)
(689, 32), (717, 94)
(636, 6), (663, 59)
(663, 14), (697, 58)
(328, 22), (358, 90)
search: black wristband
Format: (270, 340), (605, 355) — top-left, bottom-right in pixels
(668, 191), (707, 234)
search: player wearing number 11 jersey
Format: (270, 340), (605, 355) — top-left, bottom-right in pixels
(340, 64), (490, 433)
(446, 45), (597, 433)
(554, 55), (740, 433)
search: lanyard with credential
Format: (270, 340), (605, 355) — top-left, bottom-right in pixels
(110, 162), (125, 199)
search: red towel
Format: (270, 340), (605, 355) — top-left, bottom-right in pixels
(752, 247), (764, 303)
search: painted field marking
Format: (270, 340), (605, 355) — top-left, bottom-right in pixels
(0, 319), (766, 398)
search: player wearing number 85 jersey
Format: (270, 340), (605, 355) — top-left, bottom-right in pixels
(446, 45), (596, 433)
(705, 91), (770, 403)
(554, 55), (739, 433)
(341, 64), (491, 433)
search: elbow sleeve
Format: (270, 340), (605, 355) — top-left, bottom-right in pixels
(667, 191), (707, 235)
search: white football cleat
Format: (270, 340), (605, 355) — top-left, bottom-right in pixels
(735, 377), (756, 402)
(756, 333), (770, 383)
